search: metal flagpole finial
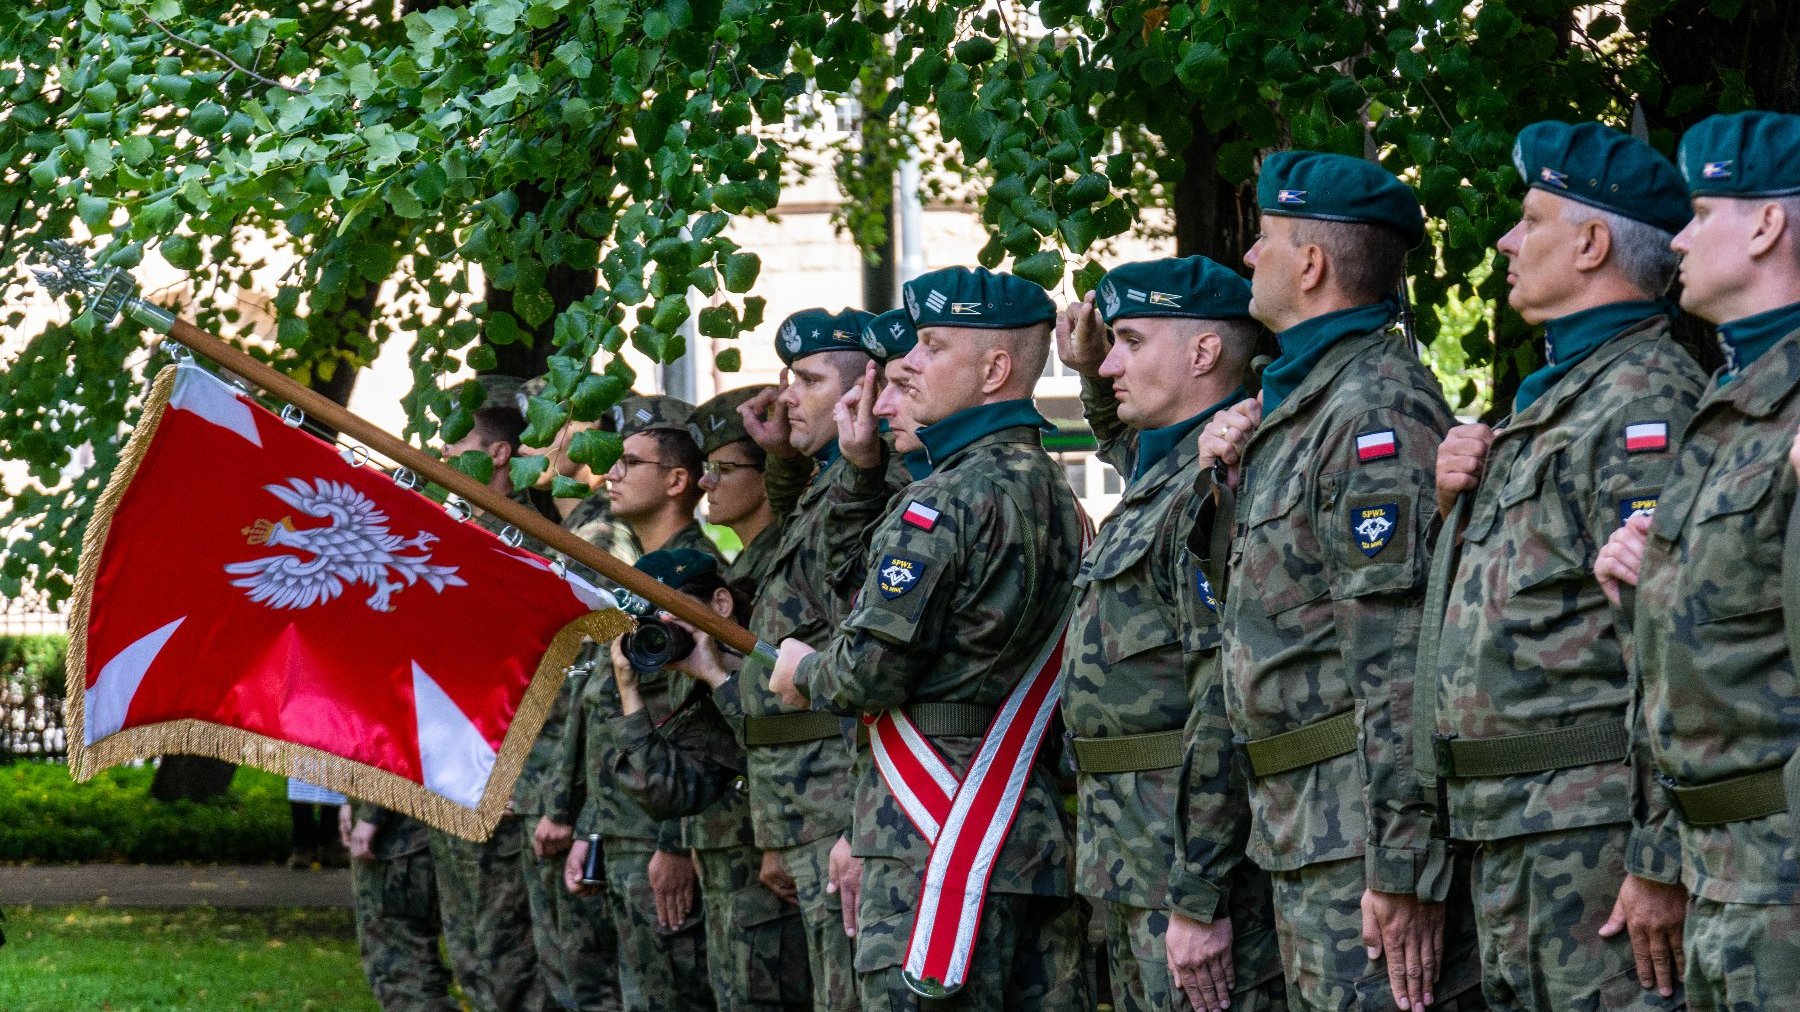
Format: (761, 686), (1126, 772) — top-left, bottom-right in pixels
(26, 239), (175, 334)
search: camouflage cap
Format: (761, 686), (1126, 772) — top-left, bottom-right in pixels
(468, 374), (524, 413)
(687, 384), (772, 455)
(776, 308), (877, 366)
(513, 375), (549, 414)
(1097, 256), (1253, 325)
(634, 547), (718, 591)
(612, 394), (695, 437)
(1257, 150), (1426, 247)
(903, 266), (1056, 330)
(860, 308), (919, 363)
(1512, 121), (1690, 234)
(1679, 110), (1800, 198)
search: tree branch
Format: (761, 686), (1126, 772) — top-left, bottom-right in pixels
(147, 17), (310, 95)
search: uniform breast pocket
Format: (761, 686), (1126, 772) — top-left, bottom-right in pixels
(1690, 460), (1783, 624)
(1498, 453), (1588, 596)
(1238, 471), (1328, 618)
(1082, 530), (1182, 663)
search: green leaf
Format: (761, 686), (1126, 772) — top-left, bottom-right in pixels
(509, 453), (550, 489)
(76, 195), (111, 230)
(466, 345), (499, 371)
(161, 235), (200, 271)
(567, 428), (623, 471)
(571, 373), (629, 421)
(550, 475), (592, 499)
(521, 396), (571, 447)
(188, 103), (229, 137)
(1012, 250), (1064, 290)
(954, 38), (997, 65)
(716, 347), (742, 372)
(451, 449), (496, 484)
(720, 252), (760, 293)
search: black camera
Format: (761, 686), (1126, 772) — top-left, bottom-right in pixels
(618, 592), (695, 673)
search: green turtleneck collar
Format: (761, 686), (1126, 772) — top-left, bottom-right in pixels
(808, 439), (841, 486)
(901, 448), (933, 480)
(1133, 388), (1244, 484)
(917, 399), (1052, 467)
(1514, 300), (1667, 412)
(1260, 300), (1397, 415)
(1719, 300), (1800, 381)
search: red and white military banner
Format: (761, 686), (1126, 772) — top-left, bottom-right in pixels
(67, 363), (628, 839)
(865, 598), (1079, 997)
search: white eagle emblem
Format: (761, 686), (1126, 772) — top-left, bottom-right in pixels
(1355, 514), (1394, 542)
(1099, 280), (1121, 318)
(781, 320), (802, 354)
(881, 561), (916, 587)
(226, 478), (466, 613)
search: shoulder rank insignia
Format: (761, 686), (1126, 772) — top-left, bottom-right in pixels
(877, 553), (925, 600)
(901, 501), (940, 531)
(1196, 569), (1219, 613)
(1355, 428), (1398, 463)
(1619, 496), (1658, 526)
(1353, 502), (1400, 558)
(1624, 421), (1668, 454)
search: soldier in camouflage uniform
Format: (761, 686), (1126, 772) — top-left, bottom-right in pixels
(773, 267), (1092, 1011)
(516, 375), (640, 564)
(1595, 110), (1800, 1011)
(560, 395), (721, 1011)
(1054, 257), (1285, 1012)
(860, 308), (932, 482)
(345, 804), (460, 1012)
(711, 308), (882, 1012)
(683, 390), (816, 1011)
(1194, 153), (1480, 1012)
(1419, 122), (1702, 1011)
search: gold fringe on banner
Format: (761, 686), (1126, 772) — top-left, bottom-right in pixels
(64, 363), (636, 841)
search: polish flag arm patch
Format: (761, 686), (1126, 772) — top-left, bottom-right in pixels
(901, 501), (941, 531)
(1355, 429), (1398, 463)
(1624, 422), (1669, 454)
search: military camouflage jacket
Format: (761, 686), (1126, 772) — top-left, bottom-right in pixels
(353, 804), (432, 860)
(1426, 318), (1703, 851)
(719, 453), (896, 849)
(606, 681), (747, 823)
(794, 420), (1085, 897)
(1636, 324), (1800, 905)
(562, 491), (639, 569)
(1221, 326), (1452, 896)
(565, 521), (720, 852)
(513, 675), (578, 820)
(1062, 376), (1235, 910)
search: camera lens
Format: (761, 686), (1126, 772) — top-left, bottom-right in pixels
(623, 619), (694, 673)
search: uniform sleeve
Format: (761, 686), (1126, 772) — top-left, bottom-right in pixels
(793, 497), (972, 714)
(555, 666), (594, 828)
(512, 676), (574, 817)
(1081, 375), (1136, 478)
(604, 687), (744, 822)
(1166, 490), (1250, 921)
(763, 452), (814, 519)
(1319, 405), (1449, 899)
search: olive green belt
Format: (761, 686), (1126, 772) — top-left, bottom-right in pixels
(742, 711), (846, 747)
(1433, 718), (1629, 779)
(1661, 765), (1789, 827)
(854, 703), (997, 745)
(1070, 730), (1184, 774)
(1241, 710), (1357, 779)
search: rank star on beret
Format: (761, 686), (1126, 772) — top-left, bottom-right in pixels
(1097, 256), (1253, 325)
(903, 266), (1057, 330)
(1257, 150), (1426, 247)
(1511, 121), (1690, 234)
(634, 547), (718, 591)
(776, 307), (878, 366)
(687, 385), (772, 455)
(1678, 110), (1800, 198)
(860, 308), (919, 363)
(612, 394), (695, 438)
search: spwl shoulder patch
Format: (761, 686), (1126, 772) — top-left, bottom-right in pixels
(877, 553), (927, 600)
(1196, 569), (1219, 613)
(1619, 494), (1658, 527)
(1352, 502), (1401, 558)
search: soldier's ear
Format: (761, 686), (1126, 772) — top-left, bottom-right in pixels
(1190, 331), (1222, 378)
(709, 586), (734, 619)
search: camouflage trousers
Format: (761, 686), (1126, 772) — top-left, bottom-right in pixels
(430, 817), (546, 1012)
(1683, 895), (1800, 1012)
(855, 856), (1092, 1011)
(603, 842), (716, 1011)
(1268, 856), (1485, 1012)
(1468, 824), (1684, 1011)
(350, 846), (460, 1012)
(781, 833), (861, 1011)
(1101, 903), (1287, 1012)
(696, 843), (814, 1012)
(518, 827), (622, 1011)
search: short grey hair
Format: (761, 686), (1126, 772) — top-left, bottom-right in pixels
(1561, 202), (1679, 298)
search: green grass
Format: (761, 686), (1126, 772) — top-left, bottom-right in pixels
(0, 761), (289, 864)
(0, 905), (378, 1010)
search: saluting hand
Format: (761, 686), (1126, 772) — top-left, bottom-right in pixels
(1435, 423), (1495, 517)
(1166, 909), (1237, 1012)
(836, 362), (883, 470)
(1195, 396), (1263, 491)
(1055, 290), (1108, 377)
(741, 375), (801, 459)
(1595, 512), (1653, 608)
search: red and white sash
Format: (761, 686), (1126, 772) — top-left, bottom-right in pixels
(865, 602), (1076, 997)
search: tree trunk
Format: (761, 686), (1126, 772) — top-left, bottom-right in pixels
(1171, 114), (1266, 363)
(485, 184), (597, 383)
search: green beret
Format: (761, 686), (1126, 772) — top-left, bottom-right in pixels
(633, 548), (717, 591)
(1511, 121), (1689, 234)
(860, 308), (918, 363)
(1257, 150), (1425, 247)
(466, 374), (523, 413)
(903, 266), (1056, 331)
(1097, 256), (1252, 325)
(776, 308), (876, 366)
(612, 394), (694, 438)
(1679, 110), (1800, 198)
(687, 385), (771, 455)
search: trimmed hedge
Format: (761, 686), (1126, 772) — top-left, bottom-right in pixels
(0, 761), (290, 864)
